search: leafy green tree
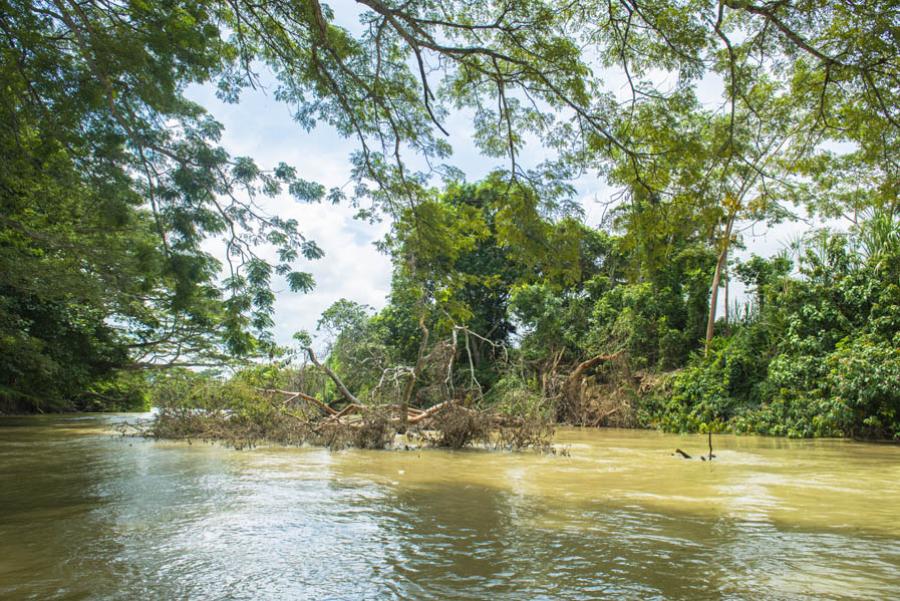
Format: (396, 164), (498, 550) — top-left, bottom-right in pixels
(0, 0), (327, 409)
(734, 254), (792, 314)
(315, 299), (391, 399)
(384, 176), (591, 389)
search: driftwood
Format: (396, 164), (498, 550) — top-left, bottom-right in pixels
(673, 433), (716, 461)
(327, 403), (423, 420)
(260, 386), (444, 426)
(259, 388), (338, 416)
(150, 386), (553, 451)
(407, 399), (457, 424)
(330, 403), (364, 419)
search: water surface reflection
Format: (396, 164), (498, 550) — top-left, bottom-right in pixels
(0, 415), (898, 599)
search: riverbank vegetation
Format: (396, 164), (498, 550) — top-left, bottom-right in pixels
(2, 2), (897, 440)
(139, 188), (898, 446)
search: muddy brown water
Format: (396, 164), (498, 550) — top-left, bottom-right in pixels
(1, 414), (898, 599)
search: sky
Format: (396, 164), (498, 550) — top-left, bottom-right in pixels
(184, 13), (822, 349)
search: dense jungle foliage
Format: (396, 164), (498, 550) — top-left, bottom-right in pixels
(150, 187), (899, 441)
(1, 1), (897, 438)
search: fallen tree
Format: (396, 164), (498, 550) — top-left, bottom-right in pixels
(137, 384), (554, 452)
(134, 321), (557, 452)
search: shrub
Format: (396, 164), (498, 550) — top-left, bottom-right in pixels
(825, 336), (900, 439)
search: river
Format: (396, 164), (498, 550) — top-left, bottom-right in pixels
(1, 414), (898, 599)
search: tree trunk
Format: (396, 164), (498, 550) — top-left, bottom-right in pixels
(400, 314), (429, 432)
(305, 347), (359, 405)
(705, 211), (736, 355)
(724, 269), (729, 329)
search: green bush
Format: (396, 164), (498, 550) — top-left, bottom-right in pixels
(487, 373), (552, 420)
(731, 392), (841, 438)
(651, 324), (770, 432)
(592, 283), (695, 370)
(825, 336), (900, 439)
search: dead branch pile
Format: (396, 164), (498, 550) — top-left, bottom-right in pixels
(138, 390), (554, 452)
(136, 323), (556, 452)
(554, 351), (637, 426)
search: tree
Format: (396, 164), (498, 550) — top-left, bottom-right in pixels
(1, 0), (327, 408)
(384, 176), (588, 379)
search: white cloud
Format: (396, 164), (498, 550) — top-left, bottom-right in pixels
(186, 82), (392, 347)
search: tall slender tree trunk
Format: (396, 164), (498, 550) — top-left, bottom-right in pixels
(705, 211), (737, 355)
(723, 269), (729, 330)
(400, 311), (429, 433)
